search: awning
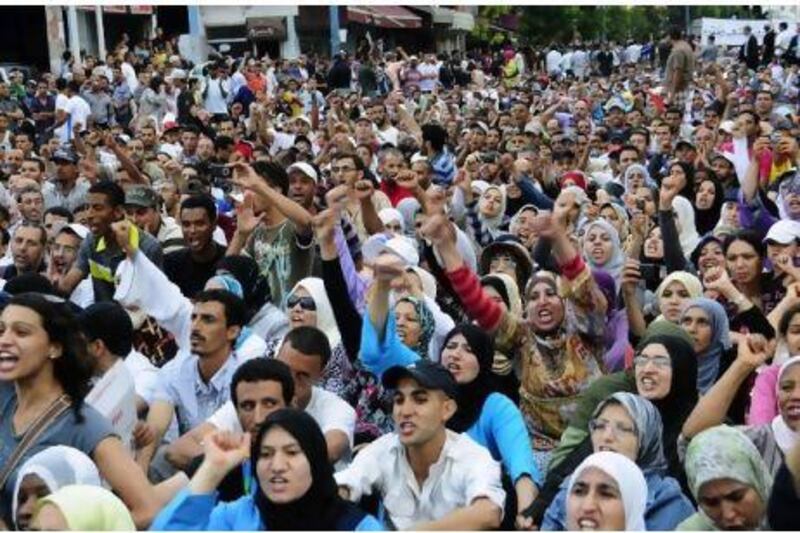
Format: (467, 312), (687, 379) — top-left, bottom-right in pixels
(346, 6), (422, 29)
(246, 17), (286, 40)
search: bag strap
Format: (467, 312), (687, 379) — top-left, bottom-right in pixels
(0, 395), (71, 490)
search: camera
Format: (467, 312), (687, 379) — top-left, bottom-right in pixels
(209, 164), (233, 193)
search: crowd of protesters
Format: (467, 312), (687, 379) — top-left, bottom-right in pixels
(0, 17), (799, 531)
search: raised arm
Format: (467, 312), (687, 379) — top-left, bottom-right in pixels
(231, 162), (313, 236)
(658, 179), (690, 272)
(681, 334), (771, 439)
(314, 208), (364, 361)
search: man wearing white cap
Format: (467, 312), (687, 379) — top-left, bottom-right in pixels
(47, 223), (93, 305)
(287, 162), (319, 213)
(765, 220), (800, 283)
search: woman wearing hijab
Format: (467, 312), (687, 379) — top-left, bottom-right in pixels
(580, 219), (625, 285)
(599, 202), (631, 243)
(262, 278), (354, 397)
(750, 302), (800, 424)
(425, 211), (607, 472)
(13, 447), (102, 531)
(679, 425), (773, 530)
(564, 451), (648, 531)
(31, 485), (136, 531)
(673, 196), (702, 257)
(152, 409), (382, 530)
(530, 323), (699, 525)
(360, 317), (541, 528)
(481, 273), (524, 400)
(622, 267), (703, 342)
(623, 164), (657, 196)
(680, 298), (733, 394)
(214, 255), (289, 343)
(543, 392), (694, 530)
(458, 174), (509, 247)
(683, 335), (799, 477)
(693, 174), (725, 236)
(377, 207), (405, 237)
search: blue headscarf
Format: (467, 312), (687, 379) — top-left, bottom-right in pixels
(681, 298), (732, 394)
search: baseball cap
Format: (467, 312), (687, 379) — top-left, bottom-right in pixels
(293, 116), (312, 127)
(764, 220), (800, 245)
(51, 148), (79, 164)
(382, 359), (457, 398)
(286, 162), (318, 184)
(676, 139), (696, 151)
(60, 223), (89, 240)
(167, 69), (187, 81)
(124, 186), (158, 209)
(380, 235), (419, 267)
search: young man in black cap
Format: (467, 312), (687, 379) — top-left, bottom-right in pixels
(335, 359), (505, 530)
(125, 185), (185, 255)
(44, 147), (90, 212)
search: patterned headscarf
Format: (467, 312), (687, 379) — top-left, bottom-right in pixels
(396, 296), (435, 359)
(592, 392), (668, 475)
(685, 425), (773, 530)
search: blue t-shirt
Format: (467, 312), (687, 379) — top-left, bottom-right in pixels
(0, 382), (115, 524)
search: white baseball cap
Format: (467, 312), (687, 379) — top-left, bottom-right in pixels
(765, 220), (800, 245)
(287, 162), (318, 184)
(61, 223), (90, 240)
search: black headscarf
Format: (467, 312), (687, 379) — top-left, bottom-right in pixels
(636, 333), (698, 482)
(668, 161), (696, 201)
(216, 255), (271, 320)
(693, 177), (725, 236)
(252, 409), (366, 530)
(443, 324), (498, 433)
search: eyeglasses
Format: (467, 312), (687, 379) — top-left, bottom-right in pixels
(589, 419), (637, 437)
(633, 355), (672, 369)
(287, 295), (316, 311)
(330, 166), (356, 175)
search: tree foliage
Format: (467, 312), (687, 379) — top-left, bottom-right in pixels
(472, 5), (764, 47)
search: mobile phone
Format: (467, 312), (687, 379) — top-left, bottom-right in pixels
(209, 164), (232, 180)
(639, 263), (661, 284)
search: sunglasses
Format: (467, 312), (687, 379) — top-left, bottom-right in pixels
(287, 295), (316, 311)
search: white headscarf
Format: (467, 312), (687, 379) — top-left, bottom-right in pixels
(672, 196), (701, 257)
(567, 451), (648, 531)
(378, 208), (405, 233)
(291, 277), (341, 349)
(772, 356), (800, 454)
(12, 446), (102, 528)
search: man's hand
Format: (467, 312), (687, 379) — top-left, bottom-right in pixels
(354, 179), (375, 201)
(230, 162), (265, 194)
(325, 184), (350, 211)
(235, 193), (265, 237)
(420, 213), (456, 248)
(395, 169), (419, 191)
(312, 208), (338, 243)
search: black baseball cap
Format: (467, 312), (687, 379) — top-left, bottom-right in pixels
(382, 360), (457, 398)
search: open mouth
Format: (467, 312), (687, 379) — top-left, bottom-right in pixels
(576, 518), (600, 530)
(0, 352), (20, 372)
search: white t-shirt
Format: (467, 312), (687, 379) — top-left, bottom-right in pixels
(86, 360), (137, 450)
(546, 50), (563, 74)
(124, 350), (159, 406)
(417, 63), (439, 92)
(207, 385), (356, 448)
(57, 95), (91, 144)
(376, 125), (399, 147)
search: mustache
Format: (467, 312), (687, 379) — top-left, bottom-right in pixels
(190, 332), (206, 342)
